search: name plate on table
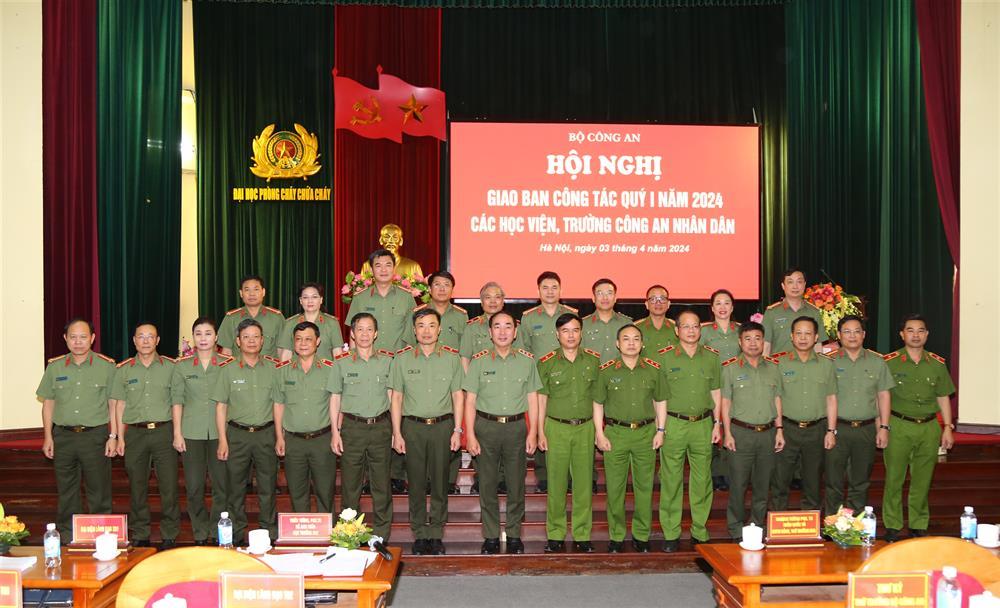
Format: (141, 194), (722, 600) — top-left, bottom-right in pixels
(0, 570), (22, 608)
(69, 514), (128, 549)
(220, 572), (303, 608)
(765, 510), (823, 547)
(276, 513), (332, 546)
(848, 572), (929, 608)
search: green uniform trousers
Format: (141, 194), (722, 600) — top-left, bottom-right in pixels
(402, 418), (453, 539)
(474, 416), (527, 539)
(391, 451), (407, 482)
(770, 423), (825, 511)
(543, 418), (595, 541)
(340, 417), (393, 539)
(123, 423), (180, 541)
(182, 438), (228, 542)
(603, 424), (656, 542)
(659, 417), (714, 542)
(823, 421), (876, 514)
(882, 417), (940, 531)
(226, 426), (278, 543)
(52, 426), (112, 538)
(284, 431), (337, 514)
(727, 425), (776, 538)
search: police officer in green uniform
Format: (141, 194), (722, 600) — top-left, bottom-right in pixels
(464, 310), (541, 555)
(635, 284), (679, 356)
(218, 275), (284, 358)
(654, 309), (721, 552)
(460, 281), (522, 369)
(112, 322), (180, 548)
(823, 315), (893, 515)
(277, 283), (344, 361)
(389, 308), (464, 555)
(721, 322), (784, 540)
(214, 318), (280, 544)
(171, 317), (232, 545)
(328, 313), (394, 541)
(881, 314), (956, 542)
(593, 324), (669, 553)
(700, 288), (741, 492)
(582, 278), (632, 364)
(761, 268), (828, 357)
(37, 318), (118, 538)
(406, 271), (467, 351)
(273, 321), (336, 513)
(537, 313), (600, 553)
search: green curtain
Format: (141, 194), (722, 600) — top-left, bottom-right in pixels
(784, 0), (952, 356)
(193, 1), (336, 322)
(97, 0), (182, 360)
(200, 1), (783, 8)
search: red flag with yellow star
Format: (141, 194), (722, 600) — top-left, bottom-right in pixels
(378, 72), (447, 141)
(333, 70), (403, 143)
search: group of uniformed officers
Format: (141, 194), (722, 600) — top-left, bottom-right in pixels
(37, 251), (956, 554)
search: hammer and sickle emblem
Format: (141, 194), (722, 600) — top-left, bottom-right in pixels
(350, 96), (382, 126)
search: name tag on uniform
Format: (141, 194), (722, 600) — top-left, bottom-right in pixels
(365, 307), (376, 312)
(284, 380), (296, 386)
(532, 324), (543, 330)
(483, 371), (496, 376)
(56, 376), (68, 381)
(407, 370), (420, 375)
(610, 377), (622, 384)
(782, 371), (795, 377)
(234, 379), (246, 384)
(186, 374), (198, 379)
(836, 368), (846, 373)
(127, 378), (139, 385)
(550, 371), (562, 377)
(670, 367), (681, 372)
(736, 374), (748, 381)
(775, 317), (787, 324)
(346, 372), (359, 378)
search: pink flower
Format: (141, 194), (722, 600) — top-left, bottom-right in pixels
(392, 274), (401, 282)
(750, 313), (764, 323)
(401, 279), (411, 288)
(363, 279), (372, 286)
(341, 285), (351, 295)
(410, 289), (421, 297)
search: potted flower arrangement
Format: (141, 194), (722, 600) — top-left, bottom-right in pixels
(341, 271), (430, 305)
(822, 506), (867, 547)
(804, 282), (863, 338)
(329, 508), (373, 551)
(0, 503), (29, 555)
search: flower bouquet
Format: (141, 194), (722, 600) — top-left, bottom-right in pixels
(329, 508), (373, 551)
(0, 503), (29, 554)
(804, 282), (863, 338)
(341, 271), (430, 305)
(822, 506), (867, 547)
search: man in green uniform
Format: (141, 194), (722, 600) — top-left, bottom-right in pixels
(389, 308), (464, 555)
(464, 310), (541, 555)
(769, 316), (837, 511)
(277, 283), (344, 361)
(329, 313), (395, 541)
(537, 313), (600, 553)
(406, 271), (468, 351)
(700, 288), (741, 492)
(881, 314), (956, 542)
(582, 278), (632, 364)
(823, 315), (893, 515)
(635, 284), (679, 357)
(654, 309), (721, 552)
(721, 322), (784, 540)
(214, 319), (280, 544)
(37, 318), (118, 538)
(761, 268), (828, 357)
(218, 274), (284, 358)
(171, 317), (232, 545)
(460, 281), (521, 369)
(273, 322), (336, 513)
(112, 323), (180, 548)
(593, 324), (669, 553)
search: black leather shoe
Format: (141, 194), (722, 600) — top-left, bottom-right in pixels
(506, 537), (525, 554)
(573, 541), (594, 553)
(592, 480), (599, 494)
(481, 538), (501, 554)
(910, 529), (928, 538)
(544, 539), (565, 553)
(133, 539), (151, 547)
(607, 540), (623, 553)
(661, 539), (680, 553)
(361, 483), (371, 495)
(632, 539), (650, 553)
(790, 478), (803, 490)
(391, 479), (407, 495)
(412, 539), (429, 555)
(449, 484), (461, 495)
(429, 539), (446, 555)
(690, 537), (709, 545)
(159, 539), (177, 551)
(884, 528), (902, 543)
(470, 479), (480, 495)
(536, 480), (547, 493)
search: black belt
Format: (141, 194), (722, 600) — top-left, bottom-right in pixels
(55, 424), (104, 433)
(405, 414), (452, 425)
(343, 411), (390, 425)
(476, 411), (525, 424)
(731, 419), (774, 432)
(667, 410), (713, 423)
(228, 420), (275, 433)
(604, 417), (654, 429)
(891, 411), (938, 424)
(128, 421), (170, 430)
(286, 427), (331, 439)
(547, 415), (591, 426)
(782, 416), (823, 429)
(838, 417), (877, 428)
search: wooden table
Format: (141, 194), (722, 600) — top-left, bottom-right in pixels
(696, 542), (884, 608)
(10, 546), (155, 608)
(301, 546), (402, 608)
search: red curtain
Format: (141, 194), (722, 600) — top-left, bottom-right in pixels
(915, 0), (960, 409)
(42, 0), (101, 358)
(333, 6), (442, 324)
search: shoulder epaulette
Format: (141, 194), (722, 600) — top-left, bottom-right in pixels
(658, 345), (675, 355)
(412, 303), (428, 312)
(722, 356), (738, 367)
(539, 351), (557, 364)
(321, 359), (336, 367)
(733, 321), (741, 326)
(643, 357), (660, 369)
(827, 349), (841, 358)
(452, 304), (467, 314)
(441, 345), (459, 355)
(927, 352), (946, 364)
(883, 352), (900, 362)
(264, 306), (282, 315)
(95, 352), (115, 364)
(472, 349), (490, 360)
(703, 345), (720, 354)
(770, 351), (788, 359)
(160, 355), (176, 363)
(466, 317), (479, 325)
(700, 321), (713, 327)
(764, 355), (781, 365)
(600, 360), (616, 370)
(766, 301), (782, 310)
(263, 355), (280, 364)
(377, 349), (395, 357)
(274, 360), (291, 369)
(517, 348), (534, 359)
(396, 345), (414, 355)
(116, 358), (134, 368)
(523, 305), (542, 315)
(218, 358), (234, 367)
(226, 307), (243, 316)
(564, 304), (579, 313)
(583, 348), (601, 359)
(334, 351), (351, 360)
(48, 354), (67, 363)
(176, 355), (194, 362)
(819, 352), (833, 360)
(865, 348), (883, 357)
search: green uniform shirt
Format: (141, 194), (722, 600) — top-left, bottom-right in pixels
(277, 313), (345, 360)
(36, 353), (117, 427)
(761, 299), (829, 355)
(111, 356), (176, 424)
(346, 285), (415, 352)
(581, 311), (633, 364)
(884, 349), (955, 417)
(654, 345), (721, 416)
(387, 344), (463, 418)
(593, 358), (670, 422)
(326, 349), (394, 417)
(211, 356), (279, 426)
(634, 316), (679, 358)
(699, 321), (742, 361)
(721, 355), (782, 425)
(520, 303), (579, 358)
(830, 348), (895, 420)
(774, 351), (837, 421)
(218, 305), (285, 357)
(459, 314), (524, 359)
(404, 303), (468, 351)
(463, 348), (543, 416)
(537, 348), (601, 420)
(272, 358), (333, 432)
(170, 354), (234, 440)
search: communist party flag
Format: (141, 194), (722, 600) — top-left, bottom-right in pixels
(378, 72), (447, 141)
(333, 70), (402, 142)
(333, 68), (446, 142)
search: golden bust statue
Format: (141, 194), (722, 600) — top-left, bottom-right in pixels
(360, 223), (424, 279)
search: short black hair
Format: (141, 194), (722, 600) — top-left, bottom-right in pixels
(676, 308), (701, 325)
(240, 274), (265, 290)
(132, 321), (158, 335)
(781, 267), (804, 282)
(368, 248), (395, 270)
(555, 313), (582, 330)
(350, 312), (378, 332)
(236, 318), (263, 337)
(536, 271), (561, 287)
(616, 323), (642, 341)
(63, 317), (94, 334)
(646, 284), (669, 299)
(898, 313), (927, 331)
(413, 308), (441, 324)
(592, 278), (617, 293)
(837, 315), (865, 332)
(791, 315), (819, 334)
(488, 309), (516, 327)
(710, 288), (735, 305)
(191, 316), (217, 333)
(739, 321), (765, 337)
(293, 321), (320, 338)
(427, 270), (456, 288)
(298, 282), (325, 299)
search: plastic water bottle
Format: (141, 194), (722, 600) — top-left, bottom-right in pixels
(861, 506), (877, 546)
(218, 511), (234, 549)
(43, 523), (61, 568)
(936, 566), (962, 608)
(960, 506), (977, 541)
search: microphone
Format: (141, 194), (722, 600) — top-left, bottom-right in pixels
(368, 537), (393, 561)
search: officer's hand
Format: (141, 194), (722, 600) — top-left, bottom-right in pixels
(449, 432), (461, 452)
(774, 431), (785, 452)
(116, 438), (126, 457)
(526, 434), (537, 456)
(876, 428), (889, 449)
(217, 441), (229, 461)
(711, 425), (722, 445)
(42, 437), (55, 459)
(105, 438), (117, 458)
(392, 433), (407, 455)
(275, 438), (286, 457)
(824, 433), (836, 450)
(537, 433), (548, 452)
(596, 435), (612, 452)
(724, 434), (736, 451)
(652, 432), (664, 450)
(941, 427), (955, 450)
(331, 432), (344, 456)
(173, 434), (186, 453)
(466, 435), (481, 457)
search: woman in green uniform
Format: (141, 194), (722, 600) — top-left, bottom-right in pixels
(699, 289), (741, 491)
